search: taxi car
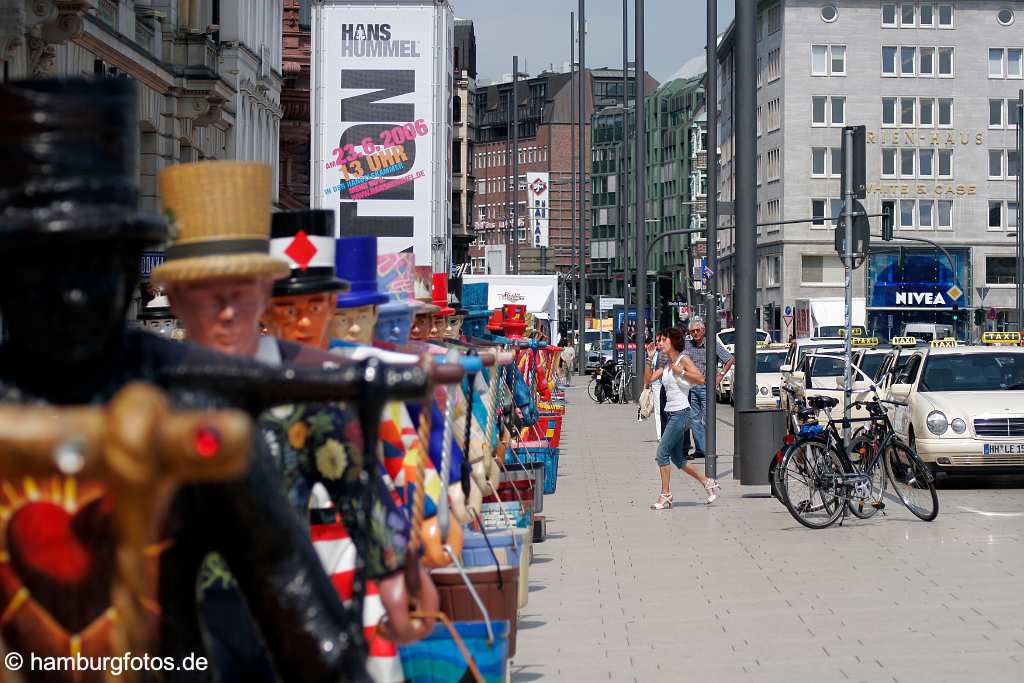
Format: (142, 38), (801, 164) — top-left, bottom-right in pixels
(755, 343), (789, 408)
(779, 337), (846, 415)
(885, 331), (1024, 474)
(718, 342), (788, 406)
(716, 326), (772, 354)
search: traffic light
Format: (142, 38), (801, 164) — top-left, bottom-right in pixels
(951, 304), (960, 323)
(974, 308), (985, 326)
(881, 203), (894, 241)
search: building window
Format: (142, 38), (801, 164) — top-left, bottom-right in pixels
(919, 149), (934, 178)
(998, 8), (1015, 26)
(811, 147), (827, 177)
(820, 5), (838, 23)
(938, 4), (953, 27)
(811, 45), (845, 76)
(989, 200), (1004, 230)
(882, 148), (897, 177)
(831, 96), (845, 125)
(882, 46), (897, 75)
(767, 255), (782, 287)
(882, 97), (897, 126)
(990, 150), (1004, 178)
(900, 199), (915, 229)
(901, 97), (915, 126)
(830, 147), (841, 178)
(919, 46), (934, 76)
(986, 201), (1018, 231)
(901, 46), (916, 76)
(900, 148), (915, 177)
(938, 149), (953, 178)
(900, 3), (916, 27)
(882, 4), (897, 27)
(990, 99), (1004, 127)
(920, 98), (934, 126)
(918, 199), (934, 229)
(767, 49), (781, 82)
(811, 199), (827, 226)
(987, 257), (1016, 285)
(919, 3), (934, 27)
(938, 47), (953, 76)
(802, 254), (845, 285)
(1011, 150), (1021, 178)
(938, 98), (953, 126)
(938, 199), (952, 230)
(989, 48), (1023, 79)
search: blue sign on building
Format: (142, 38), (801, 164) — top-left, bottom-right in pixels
(868, 248), (969, 309)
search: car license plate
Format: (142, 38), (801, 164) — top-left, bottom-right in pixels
(983, 443), (1024, 455)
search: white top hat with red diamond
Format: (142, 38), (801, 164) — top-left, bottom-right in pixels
(270, 210), (348, 297)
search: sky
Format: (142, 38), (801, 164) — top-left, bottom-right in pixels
(451, 0), (735, 84)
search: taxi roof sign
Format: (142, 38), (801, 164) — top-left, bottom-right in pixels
(981, 331), (1022, 345)
(852, 337), (880, 347)
(768, 343), (789, 349)
(929, 339), (958, 349)
(837, 326), (866, 338)
(756, 340), (769, 348)
(890, 336), (919, 347)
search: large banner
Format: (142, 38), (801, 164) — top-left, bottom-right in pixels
(312, 3), (452, 266)
(526, 172), (549, 248)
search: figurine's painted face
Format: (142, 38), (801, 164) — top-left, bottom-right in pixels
(329, 304), (378, 344)
(462, 316), (487, 339)
(166, 276), (272, 358)
(263, 291), (334, 349)
(445, 314), (464, 339)
(429, 315), (448, 340)
(375, 307), (413, 345)
(410, 311), (433, 341)
(0, 243), (138, 364)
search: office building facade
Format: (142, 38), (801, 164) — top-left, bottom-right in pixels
(717, 0), (1021, 340)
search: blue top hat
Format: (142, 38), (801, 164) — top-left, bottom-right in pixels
(335, 236), (389, 309)
(462, 283), (489, 315)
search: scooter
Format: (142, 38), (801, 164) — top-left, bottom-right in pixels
(592, 359), (620, 404)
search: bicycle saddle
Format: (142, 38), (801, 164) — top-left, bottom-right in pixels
(808, 395), (839, 410)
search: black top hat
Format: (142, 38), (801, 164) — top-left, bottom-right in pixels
(0, 77), (167, 249)
(270, 210), (349, 297)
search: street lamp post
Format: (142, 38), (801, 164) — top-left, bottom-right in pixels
(705, 0), (719, 479)
(577, 1), (587, 373)
(634, 0), (647, 391)
(1011, 90), (1019, 331)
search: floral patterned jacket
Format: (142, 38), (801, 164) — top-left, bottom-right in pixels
(259, 401), (410, 579)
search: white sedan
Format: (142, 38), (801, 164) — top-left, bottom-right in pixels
(886, 334), (1024, 474)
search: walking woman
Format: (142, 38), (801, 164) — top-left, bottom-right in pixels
(650, 328), (721, 509)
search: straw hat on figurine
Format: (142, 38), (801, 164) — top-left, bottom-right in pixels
(151, 161), (289, 285)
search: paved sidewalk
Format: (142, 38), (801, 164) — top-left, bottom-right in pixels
(513, 386), (1024, 683)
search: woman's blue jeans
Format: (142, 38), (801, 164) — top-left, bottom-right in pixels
(655, 409), (693, 469)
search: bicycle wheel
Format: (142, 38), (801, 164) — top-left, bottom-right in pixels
(779, 438), (845, 529)
(587, 378), (600, 403)
(845, 435), (883, 520)
(883, 440), (938, 521)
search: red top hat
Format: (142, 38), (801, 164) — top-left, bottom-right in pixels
(431, 273), (456, 317)
(501, 304), (527, 338)
(486, 309), (504, 332)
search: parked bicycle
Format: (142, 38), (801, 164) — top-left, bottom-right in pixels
(776, 357), (938, 529)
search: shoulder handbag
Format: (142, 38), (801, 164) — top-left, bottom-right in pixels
(637, 386), (655, 419)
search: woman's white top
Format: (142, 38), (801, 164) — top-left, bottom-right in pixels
(662, 354), (692, 412)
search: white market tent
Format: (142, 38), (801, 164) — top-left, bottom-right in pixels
(463, 274), (559, 337)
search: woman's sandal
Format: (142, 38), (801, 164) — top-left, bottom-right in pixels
(650, 492), (673, 510)
(704, 479), (721, 504)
